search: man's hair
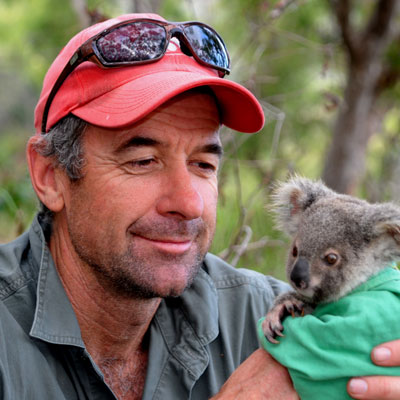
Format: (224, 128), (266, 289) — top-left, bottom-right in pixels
(33, 114), (87, 238)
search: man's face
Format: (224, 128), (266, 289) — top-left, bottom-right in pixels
(55, 91), (222, 299)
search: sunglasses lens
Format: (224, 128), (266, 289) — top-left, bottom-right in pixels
(96, 22), (167, 63)
(183, 25), (229, 70)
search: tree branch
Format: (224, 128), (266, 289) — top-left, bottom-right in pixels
(269, 0), (299, 19)
(330, 0), (359, 61)
(363, 0), (399, 41)
(375, 64), (400, 95)
(361, 0), (400, 62)
(132, 0), (164, 13)
(70, 0), (91, 28)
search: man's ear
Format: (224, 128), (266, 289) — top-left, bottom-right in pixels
(270, 175), (335, 236)
(26, 136), (65, 213)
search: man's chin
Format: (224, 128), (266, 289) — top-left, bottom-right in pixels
(105, 256), (204, 299)
(149, 264), (201, 298)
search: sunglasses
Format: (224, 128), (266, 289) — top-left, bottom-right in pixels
(41, 18), (231, 133)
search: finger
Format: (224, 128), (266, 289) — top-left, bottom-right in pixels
(371, 340), (400, 366)
(348, 376), (400, 399)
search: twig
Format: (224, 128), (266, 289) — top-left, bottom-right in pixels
(269, 0), (299, 19)
(70, 0), (91, 28)
(221, 136), (247, 262)
(218, 235), (284, 262)
(230, 225), (253, 267)
(330, 0), (358, 61)
(262, 102), (286, 161)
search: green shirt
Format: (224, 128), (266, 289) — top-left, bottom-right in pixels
(258, 267), (400, 400)
(0, 216), (288, 399)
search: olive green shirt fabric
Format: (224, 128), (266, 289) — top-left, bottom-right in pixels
(0, 216), (288, 399)
(258, 267), (400, 400)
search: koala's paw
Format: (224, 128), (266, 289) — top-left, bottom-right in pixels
(262, 295), (305, 344)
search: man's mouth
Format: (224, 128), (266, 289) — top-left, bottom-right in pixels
(132, 234), (193, 255)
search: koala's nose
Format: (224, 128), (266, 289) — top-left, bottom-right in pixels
(290, 257), (310, 290)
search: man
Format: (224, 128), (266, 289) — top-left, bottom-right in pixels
(1, 12), (399, 399)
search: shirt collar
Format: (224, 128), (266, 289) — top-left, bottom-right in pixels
(148, 260), (219, 384)
(28, 216), (84, 347)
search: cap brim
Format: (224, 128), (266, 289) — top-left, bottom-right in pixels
(72, 70), (265, 134)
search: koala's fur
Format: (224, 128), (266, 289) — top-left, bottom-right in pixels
(262, 176), (400, 343)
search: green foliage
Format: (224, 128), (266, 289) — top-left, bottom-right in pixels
(0, 130), (37, 242)
(0, 0), (80, 88)
(1, 0), (399, 281)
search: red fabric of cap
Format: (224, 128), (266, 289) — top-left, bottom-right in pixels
(34, 13), (265, 134)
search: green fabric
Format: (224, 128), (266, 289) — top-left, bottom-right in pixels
(0, 215), (290, 399)
(258, 267), (400, 400)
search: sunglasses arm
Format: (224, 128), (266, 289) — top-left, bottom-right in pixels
(41, 42), (96, 133)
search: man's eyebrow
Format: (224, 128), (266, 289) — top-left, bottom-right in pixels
(115, 136), (161, 153)
(114, 135), (223, 157)
(197, 143), (224, 158)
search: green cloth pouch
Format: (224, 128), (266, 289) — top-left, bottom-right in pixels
(258, 267), (400, 400)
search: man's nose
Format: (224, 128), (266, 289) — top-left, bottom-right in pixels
(156, 165), (204, 220)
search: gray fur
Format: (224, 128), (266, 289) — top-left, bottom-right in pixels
(263, 176), (400, 343)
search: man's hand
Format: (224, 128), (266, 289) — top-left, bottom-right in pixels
(211, 348), (299, 400)
(348, 340), (400, 399)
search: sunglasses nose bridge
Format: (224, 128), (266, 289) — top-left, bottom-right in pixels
(169, 26), (185, 37)
(168, 27), (194, 57)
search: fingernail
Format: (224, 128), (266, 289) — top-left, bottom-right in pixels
(373, 346), (391, 362)
(349, 379), (368, 394)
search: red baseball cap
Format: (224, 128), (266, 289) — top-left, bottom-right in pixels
(34, 13), (265, 134)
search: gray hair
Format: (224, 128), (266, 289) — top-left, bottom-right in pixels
(33, 114), (87, 238)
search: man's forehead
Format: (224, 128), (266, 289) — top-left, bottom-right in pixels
(81, 89), (221, 152)
(85, 114), (221, 154)
(111, 126), (221, 150)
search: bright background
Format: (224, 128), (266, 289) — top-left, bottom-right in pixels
(1, 0), (399, 280)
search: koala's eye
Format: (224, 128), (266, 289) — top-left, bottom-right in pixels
(324, 253), (338, 265)
(292, 246), (298, 258)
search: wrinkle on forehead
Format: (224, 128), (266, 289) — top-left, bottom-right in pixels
(84, 91), (222, 152)
(109, 91), (221, 146)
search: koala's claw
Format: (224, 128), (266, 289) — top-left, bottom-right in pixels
(285, 303), (296, 317)
(262, 316), (285, 344)
(262, 296), (305, 343)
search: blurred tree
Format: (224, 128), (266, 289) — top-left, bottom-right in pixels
(322, 0), (400, 194)
(132, 0), (164, 13)
(71, 0), (92, 27)
(1, 0), (399, 274)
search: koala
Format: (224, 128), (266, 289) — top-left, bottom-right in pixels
(262, 176), (400, 343)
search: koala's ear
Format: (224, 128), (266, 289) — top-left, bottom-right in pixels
(271, 176), (334, 236)
(372, 204), (400, 248)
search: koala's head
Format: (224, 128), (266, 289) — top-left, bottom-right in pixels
(272, 176), (400, 304)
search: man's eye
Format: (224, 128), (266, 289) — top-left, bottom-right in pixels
(132, 158), (154, 167)
(197, 162), (216, 171)
(192, 161), (218, 176)
(126, 158), (157, 171)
